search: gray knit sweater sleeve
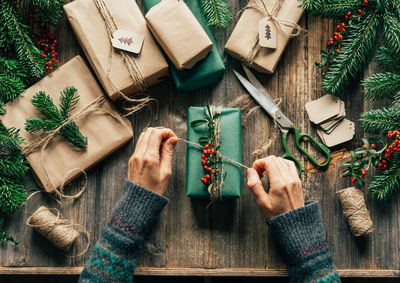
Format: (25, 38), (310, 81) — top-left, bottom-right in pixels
(79, 179), (168, 282)
(267, 201), (340, 283)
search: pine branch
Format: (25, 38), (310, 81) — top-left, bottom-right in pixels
(199, 0), (232, 29)
(31, 0), (64, 24)
(0, 217), (18, 244)
(59, 86), (79, 119)
(0, 151), (29, 180)
(360, 107), (400, 135)
(0, 125), (25, 151)
(375, 47), (400, 72)
(300, 0), (361, 18)
(362, 72), (400, 100)
(322, 9), (381, 95)
(0, 57), (28, 103)
(0, 176), (26, 215)
(382, 12), (400, 56)
(369, 154), (400, 200)
(0, 1), (44, 79)
(25, 87), (88, 149)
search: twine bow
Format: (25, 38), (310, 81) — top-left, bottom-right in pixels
(92, 0), (157, 118)
(238, 0), (305, 67)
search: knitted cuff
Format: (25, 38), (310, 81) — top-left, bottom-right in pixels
(111, 179), (169, 237)
(267, 201), (327, 258)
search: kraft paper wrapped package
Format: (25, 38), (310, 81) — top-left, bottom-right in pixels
(186, 107), (242, 198)
(145, 0), (213, 70)
(225, 0), (303, 74)
(143, 0), (225, 91)
(1, 56), (133, 193)
(64, 0), (169, 101)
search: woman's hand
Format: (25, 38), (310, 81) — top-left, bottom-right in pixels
(128, 127), (178, 196)
(247, 156), (304, 219)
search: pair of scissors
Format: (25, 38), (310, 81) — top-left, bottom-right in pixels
(233, 66), (331, 175)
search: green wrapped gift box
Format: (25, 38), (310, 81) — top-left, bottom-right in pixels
(143, 0), (225, 91)
(186, 106), (242, 198)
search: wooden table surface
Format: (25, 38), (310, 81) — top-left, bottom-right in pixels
(1, 0), (399, 278)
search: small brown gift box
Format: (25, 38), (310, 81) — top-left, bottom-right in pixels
(225, 0), (303, 74)
(64, 0), (169, 101)
(145, 0), (213, 70)
(1, 56), (133, 193)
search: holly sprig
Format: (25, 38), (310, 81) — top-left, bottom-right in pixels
(190, 106), (223, 194)
(342, 138), (385, 186)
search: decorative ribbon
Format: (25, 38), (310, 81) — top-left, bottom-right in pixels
(237, 0), (305, 67)
(92, 0), (157, 118)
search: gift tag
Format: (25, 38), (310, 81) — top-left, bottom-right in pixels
(305, 94), (342, 124)
(258, 17), (277, 49)
(317, 119), (355, 147)
(111, 29), (144, 54)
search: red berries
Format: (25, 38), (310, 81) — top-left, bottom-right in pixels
(351, 177), (356, 183)
(363, 0), (368, 7)
(357, 9), (362, 14)
(362, 145), (367, 149)
(200, 143), (221, 186)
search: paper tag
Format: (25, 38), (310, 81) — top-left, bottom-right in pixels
(111, 29), (144, 54)
(258, 17), (277, 49)
(305, 94), (342, 125)
(317, 119), (355, 147)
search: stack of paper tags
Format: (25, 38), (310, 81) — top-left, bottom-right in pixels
(305, 94), (355, 147)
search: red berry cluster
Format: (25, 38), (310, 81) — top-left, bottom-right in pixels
(327, 0), (367, 52)
(351, 168), (366, 183)
(200, 143), (220, 185)
(376, 130), (400, 170)
(29, 7), (60, 73)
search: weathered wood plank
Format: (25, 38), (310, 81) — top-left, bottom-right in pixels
(0, 0), (399, 276)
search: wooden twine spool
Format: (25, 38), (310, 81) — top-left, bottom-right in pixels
(26, 206), (80, 252)
(337, 187), (373, 237)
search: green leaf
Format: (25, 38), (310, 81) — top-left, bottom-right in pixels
(213, 113), (221, 120)
(190, 119), (207, 128)
(199, 137), (209, 146)
(207, 184), (213, 194)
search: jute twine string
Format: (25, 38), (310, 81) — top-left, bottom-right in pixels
(337, 187), (373, 237)
(22, 94), (130, 197)
(209, 106), (223, 201)
(93, 0), (157, 118)
(236, 0), (305, 67)
(26, 206), (90, 256)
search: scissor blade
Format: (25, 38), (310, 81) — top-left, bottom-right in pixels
(242, 64), (270, 97)
(233, 70), (279, 117)
(233, 69), (294, 129)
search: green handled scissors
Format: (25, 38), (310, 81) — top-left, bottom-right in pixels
(233, 66), (331, 175)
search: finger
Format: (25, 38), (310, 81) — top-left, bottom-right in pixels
(282, 159), (299, 179)
(133, 130), (146, 155)
(135, 127), (153, 156)
(260, 156), (285, 185)
(252, 158), (268, 177)
(247, 168), (268, 201)
(147, 128), (176, 157)
(160, 135), (178, 174)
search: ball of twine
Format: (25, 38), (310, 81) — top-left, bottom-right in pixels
(337, 187), (373, 237)
(26, 206), (82, 252)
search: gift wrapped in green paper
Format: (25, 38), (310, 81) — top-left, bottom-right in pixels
(186, 106), (242, 199)
(143, 0), (225, 91)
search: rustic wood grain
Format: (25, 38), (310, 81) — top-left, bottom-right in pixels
(0, 0), (399, 277)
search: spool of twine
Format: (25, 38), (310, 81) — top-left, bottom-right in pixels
(26, 206), (80, 252)
(337, 187), (373, 237)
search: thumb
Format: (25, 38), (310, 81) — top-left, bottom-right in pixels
(160, 136), (178, 171)
(247, 168), (268, 201)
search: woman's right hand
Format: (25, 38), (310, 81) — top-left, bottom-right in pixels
(247, 156), (304, 219)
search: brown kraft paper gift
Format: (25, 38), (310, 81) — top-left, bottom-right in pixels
(2, 56), (133, 193)
(64, 0), (169, 101)
(145, 0), (213, 70)
(225, 0), (303, 74)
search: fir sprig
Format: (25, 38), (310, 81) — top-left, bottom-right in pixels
(25, 87), (88, 149)
(199, 0), (232, 29)
(31, 0), (64, 24)
(369, 154), (400, 201)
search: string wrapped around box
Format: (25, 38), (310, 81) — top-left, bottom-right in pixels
(337, 187), (373, 237)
